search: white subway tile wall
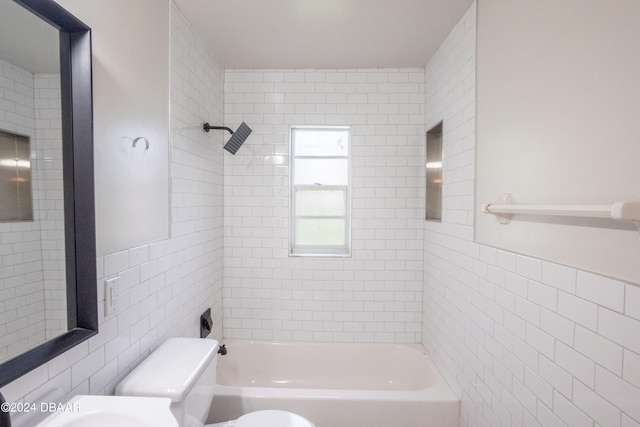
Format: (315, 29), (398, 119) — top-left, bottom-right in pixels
(423, 3), (640, 427)
(0, 61), (64, 361)
(223, 68), (426, 342)
(2, 3), (224, 402)
(33, 74), (66, 340)
(1, 60), (41, 361)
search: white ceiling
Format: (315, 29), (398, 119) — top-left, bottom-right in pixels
(174, 0), (475, 69)
(1, 0), (474, 74)
(0, 0), (59, 74)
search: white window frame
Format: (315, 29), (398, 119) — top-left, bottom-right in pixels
(290, 126), (351, 257)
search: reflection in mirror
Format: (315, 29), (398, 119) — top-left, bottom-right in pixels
(0, 130), (33, 221)
(0, 0), (97, 387)
(0, 0), (67, 364)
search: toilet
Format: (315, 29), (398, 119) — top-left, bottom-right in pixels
(115, 337), (315, 427)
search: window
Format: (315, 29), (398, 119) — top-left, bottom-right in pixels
(290, 126), (350, 256)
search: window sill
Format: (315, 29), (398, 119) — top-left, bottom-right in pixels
(289, 251), (351, 258)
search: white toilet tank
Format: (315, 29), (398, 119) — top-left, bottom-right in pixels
(116, 338), (220, 427)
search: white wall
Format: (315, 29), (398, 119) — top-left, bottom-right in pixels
(423, 3), (640, 427)
(56, 0), (172, 256)
(1, 1), (224, 404)
(223, 69), (425, 342)
(475, 0), (640, 283)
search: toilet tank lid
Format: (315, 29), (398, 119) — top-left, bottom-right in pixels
(116, 338), (219, 403)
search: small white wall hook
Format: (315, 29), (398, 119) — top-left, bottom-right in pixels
(132, 137), (150, 150)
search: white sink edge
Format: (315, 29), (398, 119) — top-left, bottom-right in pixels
(36, 395), (178, 427)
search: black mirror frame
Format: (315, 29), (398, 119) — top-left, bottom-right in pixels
(0, 0), (97, 387)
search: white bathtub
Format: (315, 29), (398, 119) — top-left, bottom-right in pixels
(208, 340), (459, 427)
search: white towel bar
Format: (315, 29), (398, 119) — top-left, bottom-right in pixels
(482, 193), (640, 229)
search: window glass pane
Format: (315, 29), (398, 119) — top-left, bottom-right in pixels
(296, 190), (345, 216)
(294, 129), (348, 157)
(294, 159), (348, 185)
(295, 219), (345, 246)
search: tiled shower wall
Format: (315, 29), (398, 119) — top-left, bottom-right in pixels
(33, 73), (66, 340)
(423, 3), (640, 427)
(0, 59), (43, 362)
(223, 68), (426, 342)
(2, 2), (224, 402)
(0, 61), (65, 360)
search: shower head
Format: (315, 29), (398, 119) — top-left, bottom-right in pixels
(224, 122), (252, 155)
(203, 121), (252, 155)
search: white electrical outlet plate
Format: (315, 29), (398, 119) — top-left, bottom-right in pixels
(105, 277), (119, 317)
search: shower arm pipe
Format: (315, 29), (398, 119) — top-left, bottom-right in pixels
(482, 193), (640, 229)
(203, 123), (234, 134)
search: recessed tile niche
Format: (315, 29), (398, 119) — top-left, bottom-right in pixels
(425, 122), (442, 221)
(0, 129), (33, 222)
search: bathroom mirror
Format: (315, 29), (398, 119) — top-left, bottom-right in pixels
(0, 0), (96, 386)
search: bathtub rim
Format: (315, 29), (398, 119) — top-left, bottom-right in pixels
(214, 339), (459, 403)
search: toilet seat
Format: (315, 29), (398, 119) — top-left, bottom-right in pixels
(235, 410), (315, 427)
